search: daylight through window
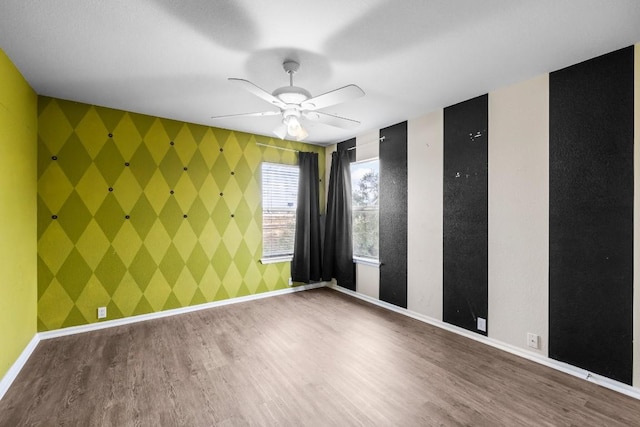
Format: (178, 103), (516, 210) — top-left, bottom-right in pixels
(261, 162), (299, 261)
(351, 159), (379, 261)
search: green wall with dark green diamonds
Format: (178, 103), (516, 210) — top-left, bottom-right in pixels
(37, 96), (324, 331)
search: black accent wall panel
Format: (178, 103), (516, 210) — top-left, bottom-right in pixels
(549, 46), (634, 385)
(379, 122), (408, 308)
(337, 138), (356, 162)
(443, 95), (488, 335)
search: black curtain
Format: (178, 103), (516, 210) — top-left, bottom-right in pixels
(322, 150), (355, 289)
(291, 152), (322, 283)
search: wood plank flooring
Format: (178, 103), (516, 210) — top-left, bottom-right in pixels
(1, 287), (639, 426)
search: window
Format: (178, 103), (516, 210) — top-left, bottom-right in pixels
(351, 159), (379, 262)
(261, 162), (299, 262)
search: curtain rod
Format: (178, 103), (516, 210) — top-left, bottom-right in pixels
(255, 142), (298, 153)
(346, 136), (385, 151)
(256, 136), (386, 153)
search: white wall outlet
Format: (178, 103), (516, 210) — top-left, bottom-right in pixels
(527, 332), (539, 349)
(97, 306), (107, 319)
(288, 277), (293, 286)
(477, 317), (486, 332)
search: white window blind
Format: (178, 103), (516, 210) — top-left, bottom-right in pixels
(262, 162), (299, 261)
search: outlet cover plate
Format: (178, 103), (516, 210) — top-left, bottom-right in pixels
(477, 317), (486, 332)
(527, 332), (539, 349)
(97, 307), (107, 319)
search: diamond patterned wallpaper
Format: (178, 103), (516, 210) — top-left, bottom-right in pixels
(37, 97), (325, 331)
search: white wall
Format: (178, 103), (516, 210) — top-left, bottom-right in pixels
(487, 75), (549, 355)
(407, 111), (443, 319)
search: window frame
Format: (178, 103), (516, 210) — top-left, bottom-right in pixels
(350, 157), (380, 265)
(260, 162), (299, 264)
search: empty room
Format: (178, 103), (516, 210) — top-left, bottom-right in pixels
(2, 1), (640, 425)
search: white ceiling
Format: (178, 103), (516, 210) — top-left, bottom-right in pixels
(1, 0), (640, 146)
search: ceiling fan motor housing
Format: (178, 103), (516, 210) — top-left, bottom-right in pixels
(272, 85), (311, 105)
(282, 108), (301, 120)
(271, 60), (312, 105)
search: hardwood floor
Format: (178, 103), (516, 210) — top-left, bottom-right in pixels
(1, 287), (639, 426)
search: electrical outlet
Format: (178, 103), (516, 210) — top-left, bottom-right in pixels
(477, 317), (486, 332)
(97, 306), (107, 319)
(288, 277), (293, 286)
(527, 332), (539, 349)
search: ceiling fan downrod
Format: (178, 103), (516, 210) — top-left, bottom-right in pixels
(272, 61), (311, 105)
(282, 60), (300, 87)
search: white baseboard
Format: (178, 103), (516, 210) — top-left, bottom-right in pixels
(0, 334), (40, 401)
(327, 283), (640, 401)
(39, 282), (325, 340)
(1, 282), (325, 402)
(7, 281), (637, 404)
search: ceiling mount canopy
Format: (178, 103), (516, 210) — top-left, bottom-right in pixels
(212, 59), (365, 141)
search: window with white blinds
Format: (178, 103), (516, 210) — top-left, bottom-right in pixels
(261, 162), (299, 261)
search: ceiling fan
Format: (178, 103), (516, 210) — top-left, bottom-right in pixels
(212, 60), (365, 141)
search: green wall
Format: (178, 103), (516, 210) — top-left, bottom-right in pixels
(37, 97), (325, 331)
(0, 49), (38, 379)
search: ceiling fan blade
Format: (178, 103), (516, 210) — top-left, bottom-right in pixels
(300, 84), (365, 111)
(211, 111), (280, 119)
(229, 78), (286, 109)
(303, 111), (361, 130)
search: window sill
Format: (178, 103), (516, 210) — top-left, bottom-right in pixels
(260, 256), (293, 265)
(353, 257), (381, 267)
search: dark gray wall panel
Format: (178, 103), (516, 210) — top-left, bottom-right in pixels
(443, 94), (488, 335)
(549, 46), (634, 385)
(337, 138), (356, 162)
(379, 122), (408, 308)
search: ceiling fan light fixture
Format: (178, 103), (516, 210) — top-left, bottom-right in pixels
(282, 109), (305, 138)
(276, 114), (308, 141)
(295, 126), (309, 141)
(284, 116), (309, 141)
(286, 115), (302, 136)
(273, 123), (287, 139)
